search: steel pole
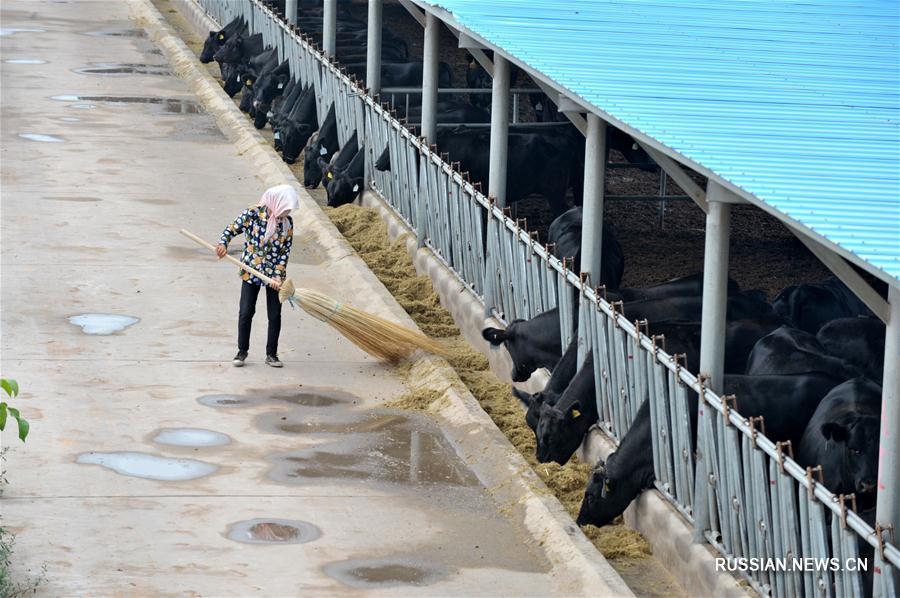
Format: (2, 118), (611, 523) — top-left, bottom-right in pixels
(420, 13), (440, 142)
(488, 55), (510, 206)
(285, 0), (297, 24)
(323, 0), (336, 58)
(580, 114), (607, 283)
(875, 285), (900, 594)
(366, 0), (382, 94)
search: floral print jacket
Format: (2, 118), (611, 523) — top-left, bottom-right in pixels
(219, 206), (293, 286)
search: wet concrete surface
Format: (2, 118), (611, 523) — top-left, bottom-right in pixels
(18, 132), (65, 142)
(226, 518), (321, 545)
(152, 427), (231, 447)
(76, 451), (219, 481)
(73, 63), (173, 76)
(52, 94), (204, 113)
(324, 558), (450, 589)
(68, 313), (140, 335)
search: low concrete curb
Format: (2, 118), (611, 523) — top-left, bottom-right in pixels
(357, 194), (746, 598)
(132, 0), (633, 595)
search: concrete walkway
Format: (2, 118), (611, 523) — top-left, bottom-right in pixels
(0, 1), (597, 594)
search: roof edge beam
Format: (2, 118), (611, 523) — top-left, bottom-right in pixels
(397, 0), (426, 27)
(457, 32), (485, 49)
(637, 142), (709, 214)
(534, 82), (586, 135)
(794, 232), (891, 324)
(557, 94), (586, 114)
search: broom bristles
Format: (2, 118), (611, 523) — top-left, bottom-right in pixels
(283, 284), (447, 363)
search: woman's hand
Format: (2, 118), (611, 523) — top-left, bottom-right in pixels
(269, 278), (283, 290)
(215, 244), (227, 259)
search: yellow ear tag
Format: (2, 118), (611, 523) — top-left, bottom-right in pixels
(218, 33), (224, 40)
(246, 80), (253, 87)
(571, 408), (582, 419)
(326, 172), (333, 180)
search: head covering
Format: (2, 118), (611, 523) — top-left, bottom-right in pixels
(258, 184), (300, 243)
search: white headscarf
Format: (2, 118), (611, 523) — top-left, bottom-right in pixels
(258, 184), (300, 243)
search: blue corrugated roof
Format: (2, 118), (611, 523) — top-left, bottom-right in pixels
(420, 0), (900, 285)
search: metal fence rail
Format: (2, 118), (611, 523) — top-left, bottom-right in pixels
(192, 1), (899, 594)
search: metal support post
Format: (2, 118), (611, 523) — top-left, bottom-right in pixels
(323, 0), (336, 58)
(580, 113), (607, 283)
(421, 13), (440, 142)
(285, 0), (296, 24)
(366, 0), (382, 94)
(488, 55), (510, 206)
(875, 285), (900, 594)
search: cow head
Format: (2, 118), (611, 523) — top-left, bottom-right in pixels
(212, 33), (244, 63)
(511, 387), (551, 433)
(221, 63), (245, 98)
(280, 124), (314, 165)
(254, 71), (290, 107)
(821, 415), (880, 503)
(200, 30), (227, 63)
(577, 459), (648, 528)
(303, 138), (328, 187)
(534, 400), (587, 464)
(238, 80), (255, 114)
(326, 173), (363, 207)
(482, 321), (541, 382)
(374, 145), (391, 171)
(465, 53), (492, 109)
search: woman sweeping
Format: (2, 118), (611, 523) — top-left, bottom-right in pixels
(216, 184), (300, 368)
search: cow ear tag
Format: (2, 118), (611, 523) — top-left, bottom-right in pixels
(277, 82), (284, 89)
(218, 33), (224, 40)
(352, 184), (359, 193)
(319, 147), (327, 156)
(326, 172), (333, 180)
(571, 408), (582, 419)
(246, 80), (253, 87)
(236, 74), (242, 82)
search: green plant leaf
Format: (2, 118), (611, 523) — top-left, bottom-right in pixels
(17, 417), (29, 442)
(8, 379), (18, 397)
(0, 403), (6, 431)
(0, 379), (14, 398)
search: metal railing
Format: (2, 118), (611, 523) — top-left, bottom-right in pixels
(192, 1), (899, 595)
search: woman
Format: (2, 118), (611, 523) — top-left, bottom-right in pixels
(216, 184), (300, 367)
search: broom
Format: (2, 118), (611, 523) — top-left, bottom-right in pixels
(179, 229), (447, 363)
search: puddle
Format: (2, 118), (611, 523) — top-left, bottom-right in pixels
(59, 117), (81, 122)
(263, 410), (479, 487)
(68, 313), (139, 335)
(197, 394), (258, 408)
(71, 103), (97, 110)
(4, 59), (47, 64)
(266, 389), (351, 407)
(52, 95), (204, 114)
(44, 196), (101, 202)
(152, 428), (230, 447)
(73, 63), (172, 76)
(76, 451), (218, 481)
(324, 558), (449, 589)
(82, 28), (146, 38)
(0, 28), (45, 36)
(226, 519), (321, 545)
(19, 133), (64, 143)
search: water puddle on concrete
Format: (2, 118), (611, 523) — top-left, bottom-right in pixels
(197, 394), (258, 408)
(226, 519), (321, 545)
(77, 451), (218, 481)
(153, 428), (231, 447)
(44, 195), (101, 202)
(19, 133), (64, 143)
(324, 558), (449, 589)
(262, 409), (479, 487)
(68, 313), (139, 335)
(59, 117), (81, 122)
(82, 28), (146, 38)
(51, 95), (203, 114)
(0, 28), (45, 36)
(73, 63), (172, 76)
(4, 59), (47, 64)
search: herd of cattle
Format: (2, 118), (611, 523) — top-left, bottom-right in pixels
(200, 7), (654, 217)
(198, 6), (889, 588)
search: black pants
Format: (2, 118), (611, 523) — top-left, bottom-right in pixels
(238, 281), (282, 355)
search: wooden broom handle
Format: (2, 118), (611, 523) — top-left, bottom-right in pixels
(179, 228), (278, 286)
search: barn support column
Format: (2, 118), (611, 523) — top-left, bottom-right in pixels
(691, 181), (733, 541)
(421, 12), (440, 142)
(323, 0), (337, 57)
(488, 55), (510, 207)
(875, 285), (900, 594)
(580, 113), (607, 285)
(285, 0), (296, 25)
(366, 0), (382, 94)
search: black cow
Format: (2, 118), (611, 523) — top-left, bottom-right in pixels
(251, 59), (291, 128)
(512, 339), (580, 432)
(318, 131), (358, 188)
(302, 106), (339, 186)
(798, 378), (882, 506)
(343, 61), (453, 90)
(534, 352), (596, 465)
(213, 32), (264, 65)
(464, 52), (520, 109)
(547, 207), (625, 289)
(577, 373), (842, 527)
(746, 326), (862, 381)
(326, 145), (365, 207)
(270, 79), (302, 151)
(280, 86), (318, 164)
(220, 62), (245, 97)
(609, 273), (740, 303)
(237, 47), (278, 114)
(482, 308), (563, 382)
(817, 317), (886, 382)
(773, 277), (875, 334)
(620, 292), (772, 325)
(200, 16), (246, 64)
